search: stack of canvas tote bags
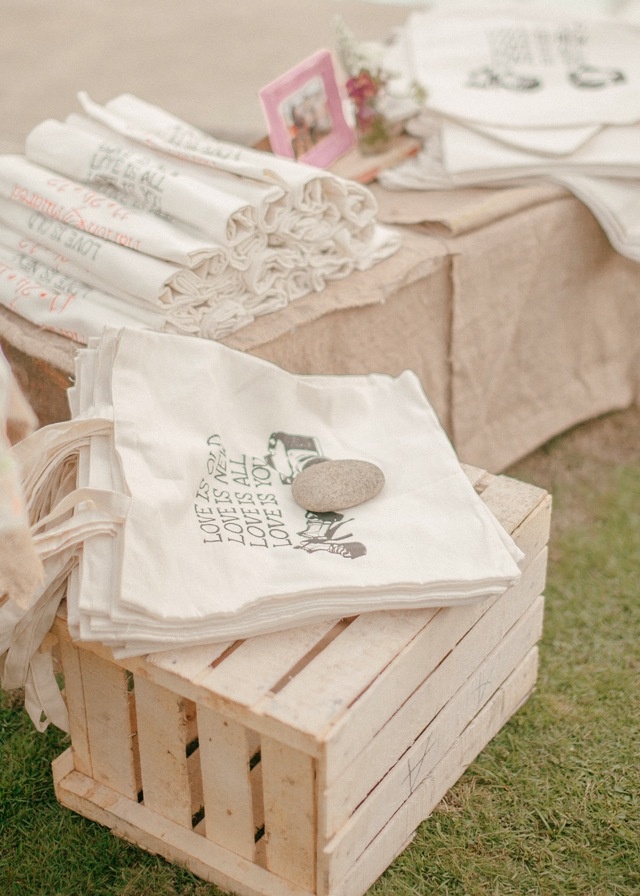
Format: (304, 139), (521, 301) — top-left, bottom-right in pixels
(0, 92), (400, 342)
(378, 5), (640, 262)
(2, 327), (524, 731)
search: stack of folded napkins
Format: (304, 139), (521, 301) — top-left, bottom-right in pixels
(0, 93), (400, 342)
(378, 6), (640, 261)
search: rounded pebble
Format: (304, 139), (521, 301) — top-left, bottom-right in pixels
(292, 459), (385, 512)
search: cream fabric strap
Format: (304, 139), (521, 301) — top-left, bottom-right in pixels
(1, 487), (129, 732)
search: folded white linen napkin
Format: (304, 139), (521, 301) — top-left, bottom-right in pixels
(465, 122), (604, 156)
(0, 196), (183, 304)
(0, 243), (165, 340)
(78, 91), (293, 185)
(439, 118), (640, 182)
(0, 155), (223, 267)
(25, 119), (260, 248)
(65, 113), (290, 235)
(0, 212), (252, 339)
(78, 93), (382, 236)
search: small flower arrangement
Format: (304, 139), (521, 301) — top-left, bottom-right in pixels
(334, 16), (426, 155)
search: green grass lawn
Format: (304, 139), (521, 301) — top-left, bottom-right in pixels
(2, 409), (639, 896)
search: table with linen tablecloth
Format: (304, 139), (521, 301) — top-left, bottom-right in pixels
(2, 176), (639, 473)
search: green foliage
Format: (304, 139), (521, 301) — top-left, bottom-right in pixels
(2, 417), (639, 895)
(368, 462), (640, 896)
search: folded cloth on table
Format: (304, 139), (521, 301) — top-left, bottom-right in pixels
(0, 155), (221, 267)
(0, 91), (401, 343)
(0, 242), (166, 340)
(2, 326), (525, 727)
(64, 113), (290, 236)
(401, 8), (640, 129)
(549, 174), (640, 262)
(438, 119), (640, 183)
(25, 119), (259, 249)
(377, 7), (640, 264)
(0, 196), (184, 304)
(0, 196), (252, 339)
(77, 93), (387, 244)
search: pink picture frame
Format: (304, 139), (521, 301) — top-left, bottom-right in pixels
(260, 49), (355, 167)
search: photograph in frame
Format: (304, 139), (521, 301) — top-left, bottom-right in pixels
(260, 49), (355, 167)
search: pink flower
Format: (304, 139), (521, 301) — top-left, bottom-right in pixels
(346, 70), (382, 106)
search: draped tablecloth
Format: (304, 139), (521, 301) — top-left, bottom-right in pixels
(2, 179), (639, 473)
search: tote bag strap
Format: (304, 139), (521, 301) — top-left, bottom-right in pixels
(12, 417), (112, 510)
(1, 489), (128, 732)
(30, 486), (130, 537)
(25, 647), (71, 733)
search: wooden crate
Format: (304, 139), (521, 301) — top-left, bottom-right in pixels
(51, 465), (551, 896)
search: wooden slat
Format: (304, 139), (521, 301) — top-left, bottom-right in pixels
(512, 492), (553, 564)
(480, 474), (548, 542)
(56, 624), (92, 777)
(319, 602), (481, 788)
(77, 647), (138, 799)
(258, 474), (547, 742)
(261, 738), (317, 892)
(52, 751), (315, 896)
(331, 647), (539, 896)
(461, 462), (492, 489)
(322, 595), (544, 890)
(196, 619), (341, 706)
(79, 643), (325, 757)
(322, 548), (547, 835)
(197, 706), (258, 861)
(258, 609), (439, 740)
(134, 676), (193, 827)
(148, 640), (237, 680)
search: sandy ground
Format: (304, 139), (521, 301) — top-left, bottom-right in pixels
(0, 0), (408, 151)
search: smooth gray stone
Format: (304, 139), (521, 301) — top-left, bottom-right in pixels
(292, 459), (385, 512)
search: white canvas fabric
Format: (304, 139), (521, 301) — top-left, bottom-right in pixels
(64, 113), (289, 235)
(78, 93), (385, 240)
(1, 327), (525, 723)
(67, 328), (523, 654)
(0, 196), (184, 305)
(0, 92), (401, 342)
(378, 9), (640, 264)
(468, 122), (604, 157)
(380, 118), (640, 263)
(0, 197), (255, 340)
(403, 8), (640, 128)
(439, 119), (640, 182)
(0, 155), (220, 267)
(0, 242), (166, 340)
(25, 119), (259, 249)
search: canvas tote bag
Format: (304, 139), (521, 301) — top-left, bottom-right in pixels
(69, 327), (524, 654)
